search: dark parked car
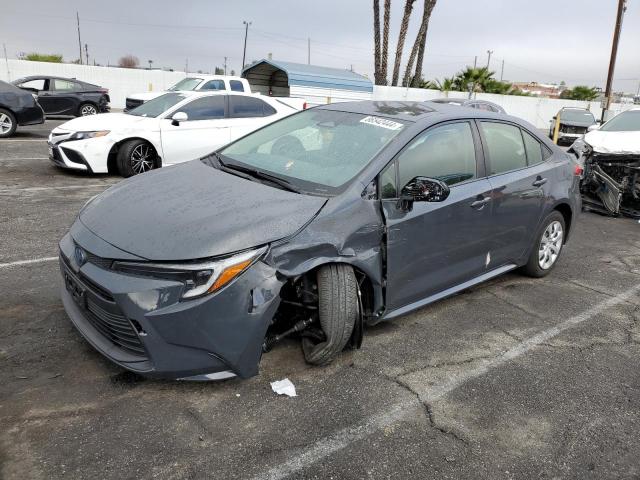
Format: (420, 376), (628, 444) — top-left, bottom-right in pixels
(549, 107), (597, 144)
(0, 80), (44, 138)
(59, 101), (580, 380)
(12, 76), (110, 117)
(429, 97), (506, 113)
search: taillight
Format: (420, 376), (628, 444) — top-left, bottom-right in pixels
(303, 102), (307, 110)
(574, 164), (583, 176)
(99, 88), (109, 94)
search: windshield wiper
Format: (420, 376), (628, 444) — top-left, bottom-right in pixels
(212, 153), (300, 194)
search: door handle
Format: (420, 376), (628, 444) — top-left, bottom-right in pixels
(532, 177), (547, 187)
(470, 197), (491, 209)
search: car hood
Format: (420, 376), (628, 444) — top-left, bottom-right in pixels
(54, 112), (158, 133)
(78, 160), (327, 261)
(584, 129), (640, 155)
(127, 91), (164, 101)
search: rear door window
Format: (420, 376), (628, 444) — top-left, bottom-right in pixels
(229, 80), (245, 92)
(522, 130), (544, 165)
(178, 96), (226, 120)
(229, 96), (275, 117)
(53, 79), (76, 91)
(480, 122), (527, 175)
(397, 121), (477, 188)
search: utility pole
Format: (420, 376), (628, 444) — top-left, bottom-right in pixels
(602, 0), (627, 122)
(3, 43), (10, 81)
(242, 20), (252, 69)
(486, 50), (493, 69)
(84, 43), (89, 65)
(500, 59), (505, 81)
(185, 59), (188, 73)
(76, 12), (83, 65)
(308, 38), (311, 65)
(473, 56), (477, 68)
(223, 56), (227, 75)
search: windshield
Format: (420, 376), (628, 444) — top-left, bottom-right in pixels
(560, 109), (595, 123)
(169, 78), (203, 91)
(600, 110), (640, 132)
(218, 109), (407, 194)
(127, 92), (188, 117)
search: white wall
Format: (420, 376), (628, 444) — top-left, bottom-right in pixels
(2, 59), (635, 126)
(372, 85), (636, 129)
(1, 59), (187, 109)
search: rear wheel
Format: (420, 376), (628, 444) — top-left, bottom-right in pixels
(116, 139), (157, 177)
(521, 211), (565, 278)
(0, 109), (17, 138)
(78, 103), (98, 116)
(302, 264), (358, 366)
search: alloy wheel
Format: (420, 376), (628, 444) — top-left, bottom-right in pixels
(80, 104), (98, 116)
(0, 113), (13, 134)
(130, 144), (154, 174)
(538, 220), (563, 270)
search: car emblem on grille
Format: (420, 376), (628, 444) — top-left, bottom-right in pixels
(74, 246), (87, 267)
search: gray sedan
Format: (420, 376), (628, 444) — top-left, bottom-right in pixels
(59, 101), (581, 380)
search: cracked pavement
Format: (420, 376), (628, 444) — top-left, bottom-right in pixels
(2, 121), (640, 479)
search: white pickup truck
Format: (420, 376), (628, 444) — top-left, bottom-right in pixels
(125, 75), (306, 112)
(125, 76), (252, 111)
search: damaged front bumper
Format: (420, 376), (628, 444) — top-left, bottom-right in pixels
(580, 150), (640, 218)
(59, 230), (284, 380)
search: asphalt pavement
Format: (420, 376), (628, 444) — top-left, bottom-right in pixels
(1, 120), (639, 480)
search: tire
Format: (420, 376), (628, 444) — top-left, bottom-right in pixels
(116, 139), (157, 177)
(521, 211), (566, 278)
(302, 264), (358, 366)
(78, 102), (98, 116)
(0, 108), (17, 138)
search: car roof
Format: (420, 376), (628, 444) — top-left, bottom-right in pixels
(171, 90), (258, 98)
(561, 107), (590, 112)
(182, 75), (245, 81)
(318, 100), (514, 123)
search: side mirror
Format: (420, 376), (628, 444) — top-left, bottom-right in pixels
(587, 124), (600, 132)
(171, 111), (188, 126)
(396, 176), (450, 211)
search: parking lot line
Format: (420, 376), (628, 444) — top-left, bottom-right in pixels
(0, 139), (47, 142)
(0, 157), (49, 161)
(0, 257), (57, 269)
(255, 281), (640, 480)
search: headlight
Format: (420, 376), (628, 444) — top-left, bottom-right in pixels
(70, 130), (110, 140)
(111, 247), (267, 299)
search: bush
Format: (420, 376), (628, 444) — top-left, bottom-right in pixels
(24, 53), (63, 63)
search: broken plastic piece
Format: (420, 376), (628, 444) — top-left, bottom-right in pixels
(270, 378), (297, 397)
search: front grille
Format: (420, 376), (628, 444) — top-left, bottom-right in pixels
(125, 98), (144, 110)
(61, 253), (147, 358)
(85, 298), (147, 356)
(561, 125), (587, 134)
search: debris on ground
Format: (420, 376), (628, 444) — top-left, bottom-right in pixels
(270, 378), (297, 397)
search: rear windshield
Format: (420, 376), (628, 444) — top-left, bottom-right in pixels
(169, 78), (203, 91)
(127, 93), (187, 117)
(560, 110), (595, 123)
(600, 110), (640, 132)
(218, 109), (407, 195)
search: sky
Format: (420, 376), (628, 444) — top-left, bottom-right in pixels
(1, 0), (639, 93)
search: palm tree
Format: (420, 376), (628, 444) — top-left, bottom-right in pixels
(561, 85), (600, 101)
(452, 66), (494, 95)
(425, 76), (456, 92)
(402, 0), (437, 87)
(379, 0), (391, 85)
(412, 0), (437, 87)
(391, 0), (417, 86)
(373, 0), (381, 84)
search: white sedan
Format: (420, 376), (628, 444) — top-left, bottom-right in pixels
(48, 91), (301, 176)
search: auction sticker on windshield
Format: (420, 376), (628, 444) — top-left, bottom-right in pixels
(360, 116), (404, 130)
